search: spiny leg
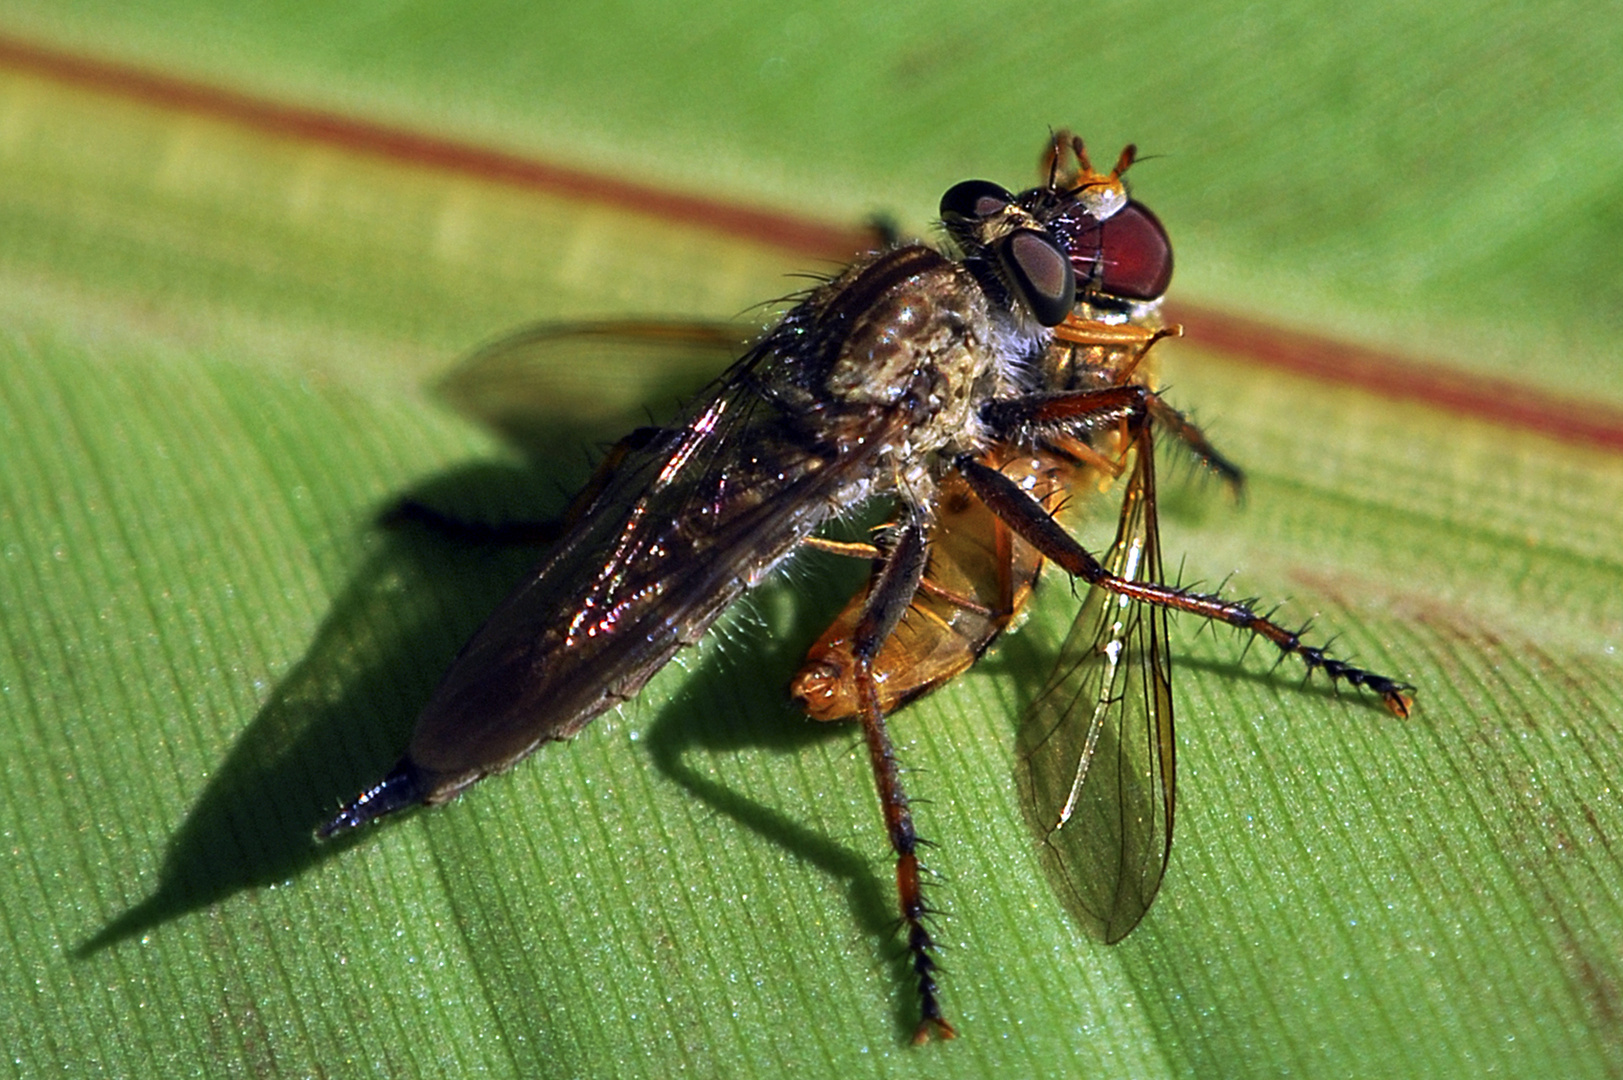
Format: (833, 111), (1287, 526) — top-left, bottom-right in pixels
(956, 454), (1413, 716)
(985, 381), (1242, 491)
(848, 513), (957, 1042)
(1047, 320), (1245, 489)
(1144, 395), (1244, 491)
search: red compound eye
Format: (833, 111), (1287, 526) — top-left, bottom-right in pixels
(1071, 202), (1173, 302)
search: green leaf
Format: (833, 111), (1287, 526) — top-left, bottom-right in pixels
(3, 4), (1621, 1077)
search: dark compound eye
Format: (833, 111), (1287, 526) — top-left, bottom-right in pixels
(1072, 202), (1173, 302)
(997, 228), (1076, 326)
(940, 179), (1014, 224)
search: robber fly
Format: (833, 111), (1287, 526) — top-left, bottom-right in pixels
(321, 133), (1413, 1043)
(791, 135), (1199, 723)
(790, 133), (1360, 946)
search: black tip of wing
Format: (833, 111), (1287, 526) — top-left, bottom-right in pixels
(318, 759), (429, 838)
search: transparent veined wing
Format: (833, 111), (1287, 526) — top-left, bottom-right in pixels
(1017, 424), (1174, 943)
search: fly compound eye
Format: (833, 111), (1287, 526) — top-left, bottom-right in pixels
(940, 179), (1014, 224)
(1075, 202), (1174, 302)
(997, 228), (1076, 326)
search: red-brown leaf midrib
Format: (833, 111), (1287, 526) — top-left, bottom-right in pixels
(5, 31), (1621, 455)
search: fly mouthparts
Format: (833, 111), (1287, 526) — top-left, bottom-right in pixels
(318, 759), (430, 838)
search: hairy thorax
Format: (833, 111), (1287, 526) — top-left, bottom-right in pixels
(817, 248), (1035, 509)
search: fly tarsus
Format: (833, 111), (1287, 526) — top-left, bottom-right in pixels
(859, 687), (956, 1042)
(1158, 589), (1414, 716)
(849, 515), (957, 1042)
(957, 454), (1413, 717)
(901, 866), (957, 1044)
(1274, 634), (1414, 717)
(1145, 395), (1245, 493)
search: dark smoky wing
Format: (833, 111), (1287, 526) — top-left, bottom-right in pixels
(1016, 427), (1174, 943)
(406, 344), (899, 786)
(437, 319), (753, 457)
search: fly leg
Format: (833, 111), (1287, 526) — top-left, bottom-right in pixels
(956, 453), (1414, 716)
(847, 513), (957, 1043)
(1144, 395), (1243, 491)
(988, 381), (1242, 489)
(1049, 319), (1245, 487)
(1050, 315), (1172, 356)
(800, 535), (993, 613)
